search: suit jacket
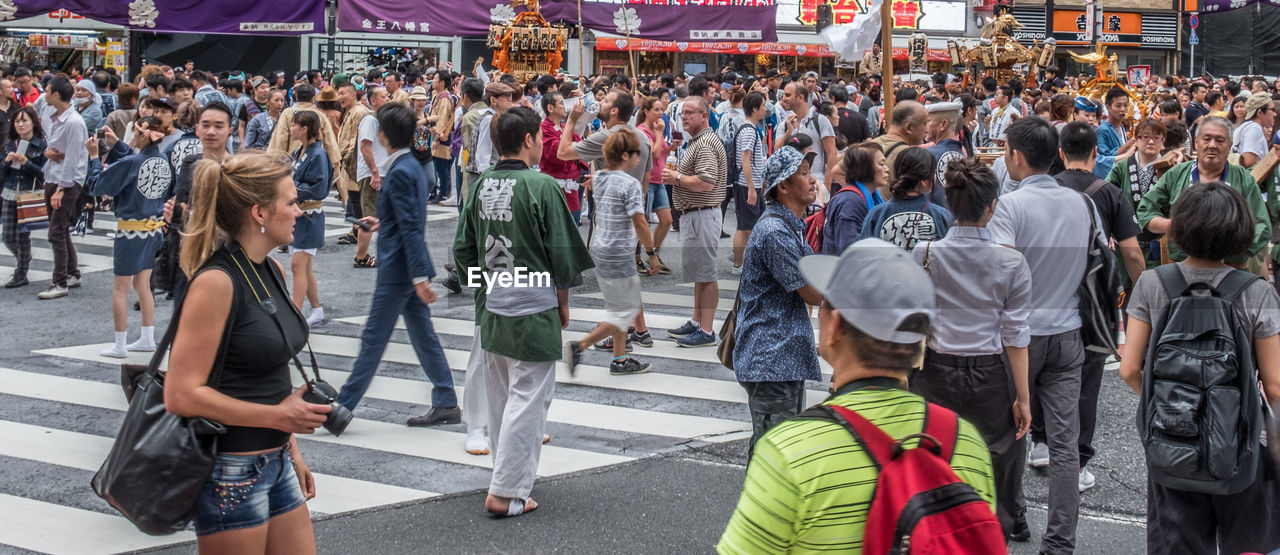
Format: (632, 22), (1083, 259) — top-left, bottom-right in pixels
(376, 149), (435, 285)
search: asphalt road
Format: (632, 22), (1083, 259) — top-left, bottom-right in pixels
(0, 196), (1149, 554)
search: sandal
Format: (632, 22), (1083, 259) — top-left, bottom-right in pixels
(353, 255), (377, 268)
(487, 496), (538, 518)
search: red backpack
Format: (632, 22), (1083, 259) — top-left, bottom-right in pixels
(803, 403), (1007, 555)
(804, 183), (877, 254)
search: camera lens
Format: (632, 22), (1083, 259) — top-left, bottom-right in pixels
(303, 379), (354, 436)
(323, 404), (353, 436)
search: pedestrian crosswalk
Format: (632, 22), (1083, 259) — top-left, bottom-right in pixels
(0, 209), (803, 551)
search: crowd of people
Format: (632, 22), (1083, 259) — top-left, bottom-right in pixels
(4, 56), (1280, 554)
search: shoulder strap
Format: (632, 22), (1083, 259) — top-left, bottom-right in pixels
(824, 404), (895, 469)
(922, 403), (959, 462)
(1214, 269), (1263, 303)
(1155, 264), (1190, 300)
(884, 140), (907, 159)
(1085, 178), (1110, 197)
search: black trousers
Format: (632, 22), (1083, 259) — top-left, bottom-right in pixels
(1147, 453), (1280, 554)
(911, 349), (1026, 532)
(1030, 349), (1105, 468)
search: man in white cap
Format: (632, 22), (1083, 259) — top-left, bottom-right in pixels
(925, 101), (965, 209)
(719, 239), (996, 553)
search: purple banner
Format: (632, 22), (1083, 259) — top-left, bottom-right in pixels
(2, 0), (325, 35)
(338, 0), (779, 42)
(1198, 0), (1280, 13)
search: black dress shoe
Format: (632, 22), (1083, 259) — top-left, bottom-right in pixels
(406, 406), (462, 427)
(1004, 519), (1031, 542)
(4, 273), (28, 288)
(440, 273), (463, 294)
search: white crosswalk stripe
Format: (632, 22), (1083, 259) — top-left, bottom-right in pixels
(0, 201), (800, 552)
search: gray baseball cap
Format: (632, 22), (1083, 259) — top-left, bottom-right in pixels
(798, 238), (935, 344)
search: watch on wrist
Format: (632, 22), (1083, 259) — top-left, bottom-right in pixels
(646, 249), (657, 256)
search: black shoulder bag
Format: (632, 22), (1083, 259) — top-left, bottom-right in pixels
(92, 267), (237, 536)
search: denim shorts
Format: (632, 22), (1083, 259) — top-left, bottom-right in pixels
(193, 445), (307, 536)
(646, 182), (671, 212)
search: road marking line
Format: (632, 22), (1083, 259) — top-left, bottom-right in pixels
(0, 492), (193, 554)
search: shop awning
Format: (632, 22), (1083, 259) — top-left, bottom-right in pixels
(597, 38), (950, 61)
(0, 0), (324, 35)
(338, 0), (780, 42)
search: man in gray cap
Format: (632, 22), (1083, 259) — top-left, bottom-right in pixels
(719, 238), (996, 553)
(925, 101), (965, 209)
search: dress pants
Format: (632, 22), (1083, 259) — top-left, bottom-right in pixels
(336, 280), (458, 411)
(44, 183), (80, 287)
(1028, 331), (1084, 555)
(483, 351), (556, 499)
(912, 349), (1026, 533)
(1030, 349), (1105, 468)
(462, 326), (489, 431)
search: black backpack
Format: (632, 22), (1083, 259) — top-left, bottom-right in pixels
(1138, 265), (1263, 495)
(1076, 191), (1123, 356)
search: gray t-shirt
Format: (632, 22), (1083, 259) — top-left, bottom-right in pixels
(573, 123), (652, 186)
(589, 170), (646, 278)
(1128, 264), (1280, 339)
(796, 110), (835, 184)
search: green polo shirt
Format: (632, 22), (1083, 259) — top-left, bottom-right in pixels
(717, 378), (996, 554)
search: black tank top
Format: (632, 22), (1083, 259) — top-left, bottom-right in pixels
(198, 245), (308, 452)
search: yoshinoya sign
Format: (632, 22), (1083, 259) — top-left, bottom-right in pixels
(1011, 9), (1176, 49)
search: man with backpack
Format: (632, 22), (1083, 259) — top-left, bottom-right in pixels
(773, 82), (838, 190)
(1119, 181), (1280, 554)
(719, 239), (1001, 554)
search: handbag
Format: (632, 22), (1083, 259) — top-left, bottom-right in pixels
(16, 186), (47, 231)
(93, 276), (236, 536)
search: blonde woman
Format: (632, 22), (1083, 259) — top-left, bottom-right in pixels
(166, 150), (329, 553)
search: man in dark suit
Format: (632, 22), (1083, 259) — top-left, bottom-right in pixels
(336, 102), (460, 426)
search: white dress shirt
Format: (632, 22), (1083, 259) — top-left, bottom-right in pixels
(42, 105), (89, 188)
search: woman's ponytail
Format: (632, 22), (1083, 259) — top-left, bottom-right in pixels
(179, 150), (293, 277)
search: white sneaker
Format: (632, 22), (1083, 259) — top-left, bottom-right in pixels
(99, 344), (128, 358)
(730, 265), (743, 276)
(1079, 468), (1096, 492)
(306, 308), (326, 326)
(66, 276), (81, 288)
(1028, 441), (1049, 468)
(464, 428), (489, 455)
(126, 338), (156, 352)
(440, 196), (458, 207)
(647, 212), (658, 224)
(37, 285), (69, 299)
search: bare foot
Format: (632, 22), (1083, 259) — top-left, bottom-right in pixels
(485, 494), (538, 517)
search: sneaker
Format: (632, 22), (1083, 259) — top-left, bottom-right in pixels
(440, 273), (463, 294)
(629, 329), (654, 347)
(306, 308), (326, 326)
(464, 428), (489, 455)
(637, 259), (649, 274)
(440, 196), (458, 207)
(99, 344), (128, 358)
(610, 357), (652, 375)
(667, 320), (699, 339)
(647, 212), (658, 224)
(676, 328), (717, 348)
(594, 335), (634, 353)
(1028, 441), (1049, 468)
(563, 341), (584, 377)
(655, 257), (672, 275)
(66, 276), (82, 288)
(1079, 467), (1096, 493)
(730, 264), (743, 276)
(1004, 518), (1031, 542)
(4, 273), (28, 289)
(37, 285), (69, 299)
(126, 337), (156, 352)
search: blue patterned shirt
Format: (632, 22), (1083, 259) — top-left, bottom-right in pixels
(732, 203), (821, 383)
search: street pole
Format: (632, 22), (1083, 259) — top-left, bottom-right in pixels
(326, 0), (337, 75)
(882, 0), (894, 118)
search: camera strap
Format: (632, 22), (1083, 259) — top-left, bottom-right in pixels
(230, 247), (324, 386)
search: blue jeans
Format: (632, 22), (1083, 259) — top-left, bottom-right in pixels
(336, 280), (458, 411)
(193, 445), (305, 536)
(431, 157), (452, 200)
(421, 158), (438, 193)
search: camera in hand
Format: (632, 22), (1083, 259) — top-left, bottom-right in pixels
(301, 378), (353, 436)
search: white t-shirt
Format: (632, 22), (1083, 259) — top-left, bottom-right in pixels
(356, 114), (388, 181)
(1232, 120), (1268, 160)
(796, 109), (835, 184)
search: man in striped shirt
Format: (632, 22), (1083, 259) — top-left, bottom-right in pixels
(662, 97), (727, 347)
(718, 240), (995, 554)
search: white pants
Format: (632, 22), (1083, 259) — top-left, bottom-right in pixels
(462, 326), (488, 431)
(484, 351), (556, 499)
